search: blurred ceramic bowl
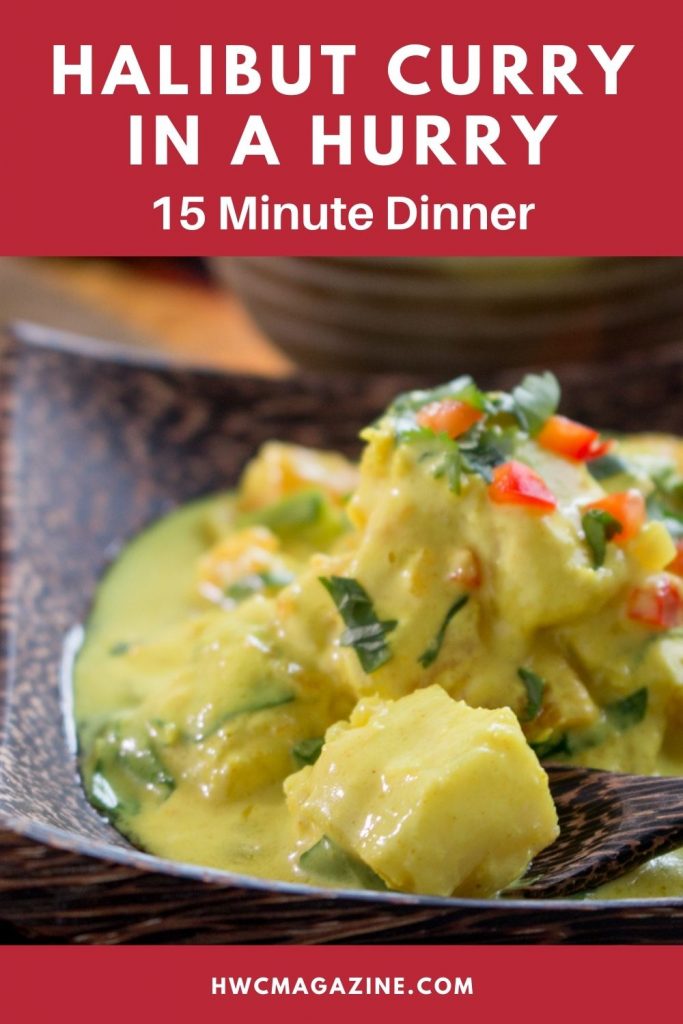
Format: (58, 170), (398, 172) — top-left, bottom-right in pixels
(213, 257), (683, 374)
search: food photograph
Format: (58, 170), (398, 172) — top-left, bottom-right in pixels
(1, 256), (683, 943)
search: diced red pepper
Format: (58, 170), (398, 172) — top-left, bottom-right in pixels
(537, 414), (612, 462)
(583, 490), (646, 544)
(587, 439), (614, 460)
(627, 577), (683, 630)
(668, 540), (683, 577)
(488, 460), (557, 514)
(417, 399), (483, 439)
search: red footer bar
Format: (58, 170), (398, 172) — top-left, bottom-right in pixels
(1, 945), (680, 1023)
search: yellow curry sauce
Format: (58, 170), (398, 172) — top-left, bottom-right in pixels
(74, 373), (683, 899)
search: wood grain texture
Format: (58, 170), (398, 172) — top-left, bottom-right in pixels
(3, 829), (683, 945)
(24, 258), (292, 376)
(1, 326), (683, 944)
(523, 768), (683, 898)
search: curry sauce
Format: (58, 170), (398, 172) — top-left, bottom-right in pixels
(74, 373), (683, 899)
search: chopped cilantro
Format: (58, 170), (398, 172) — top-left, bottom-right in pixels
(262, 567), (296, 587)
(647, 496), (683, 540)
(99, 726), (174, 792)
(517, 667), (545, 721)
(387, 376), (486, 418)
(459, 427), (514, 482)
(389, 372), (561, 488)
(433, 444), (463, 494)
(530, 688), (648, 760)
(647, 468), (683, 540)
(530, 733), (569, 760)
(381, 376), (486, 440)
(319, 576), (397, 673)
(109, 641), (131, 657)
(191, 684), (296, 742)
(605, 688), (648, 730)
(89, 722), (174, 819)
(531, 727), (602, 759)
(225, 575), (266, 601)
(89, 771), (133, 815)
(652, 467), (683, 506)
(511, 372), (561, 435)
(249, 490), (323, 534)
(418, 594), (469, 669)
(225, 567), (295, 602)
(88, 767), (142, 823)
(406, 430), (463, 493)
(582, 508), (622, 568)
(440, 377), (487, 412)
(121, 745), (174, 791)
(443, 450), (463, 493)
(405, 421), (513, 489)
(300, 836), (387, 891)
(388, 371), (559, 444)
(588, 453), (630, 481)
(292, 737), (324, 767)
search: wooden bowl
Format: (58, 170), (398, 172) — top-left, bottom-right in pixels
(2, 323), (683, 943)
(215, 257), (683, 374)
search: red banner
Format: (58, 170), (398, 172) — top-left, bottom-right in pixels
(2, 0), (683, 255)
(2, 944), (682, 1022)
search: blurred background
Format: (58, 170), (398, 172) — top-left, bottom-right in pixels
(3, 257), (683, 377)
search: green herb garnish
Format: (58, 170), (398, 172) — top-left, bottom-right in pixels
(92, 720), (175, 790)
(192, 684), (296, 742)
(530, 688), (648, 760)
(109, 641), (131, 657)
(459, 427), (513, 482)
(652, 466), (683, 506)
(384, 376), (486, 437)
(406, 422), (512, 489)
(299, 836), (387, 891)
(249, 490), (323, 534)
(225, 575), (266, 601)
(511, 372), (560, 435)
(120, 745), (174, 790)
(418, 594), (469, 669)
(530, 733), (569, 760)
(582, 508), (622, 568)
(517, 667), (545, 721)
(86, 721), (174, 826)
(244, 490), (348, 547)
(292, 737), (324, 767)
(647, 496), (683, 540)
(320, 576), (397, 673)
(432, 443), (463, 494)
(647, 468), (683, 540)
(530, 727), (602, 759)
(262, 567), (296, 587)
(225, 567), (295, 601)
(388, 371), (559, 444)
(93, 723), (174, 793)
(89, 770), (139, 818)
(406, 429), (464, 494)
(605, 687), (648, 730)
(588, 453), (629, 481)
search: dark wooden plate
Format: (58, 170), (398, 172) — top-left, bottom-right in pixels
(2, 323), (683, 944)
